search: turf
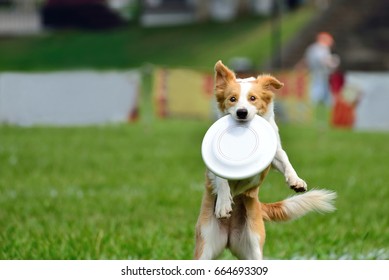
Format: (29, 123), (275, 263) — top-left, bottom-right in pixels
(1, 118), (389, 260)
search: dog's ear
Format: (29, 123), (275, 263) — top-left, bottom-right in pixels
(256, 74), (284, 90)
(214, 60), (235, 90)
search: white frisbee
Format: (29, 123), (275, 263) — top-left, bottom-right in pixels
(201, 115), (277, 180)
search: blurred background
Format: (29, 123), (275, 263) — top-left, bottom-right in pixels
(0, 0), (389, 260)
(0, 0), (388, 127)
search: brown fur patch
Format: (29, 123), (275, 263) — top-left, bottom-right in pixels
(256, 74), (284, 90)
(194, 226), (205, 259)
(249, 82), (275, 115)
(261, 202), (288, 222)
(215, 82), (240, 112)
(214, 61), (240, 112)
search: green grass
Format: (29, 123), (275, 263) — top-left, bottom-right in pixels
(1, 119), (389, 260)
(0, 8), (313, 71)
(0, 121), (206, 259)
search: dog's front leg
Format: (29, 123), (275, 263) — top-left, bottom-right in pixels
(212, 176), (233, 219)
(272, 147), (307, 192)
(269, 119), (307, 192)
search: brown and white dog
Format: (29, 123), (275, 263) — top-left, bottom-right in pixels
(194, 61), (336, 260)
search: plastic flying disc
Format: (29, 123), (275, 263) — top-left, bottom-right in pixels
(201, 115), (277, 180)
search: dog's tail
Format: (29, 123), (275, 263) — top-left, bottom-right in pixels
(261, 189), (336, 222)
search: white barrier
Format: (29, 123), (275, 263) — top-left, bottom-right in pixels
(0, 71), (140, 126)
(345, 72), (389, 131)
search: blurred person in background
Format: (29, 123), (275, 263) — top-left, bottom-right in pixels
(305, 32), (340, 106)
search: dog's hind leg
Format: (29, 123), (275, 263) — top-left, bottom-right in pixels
(194, 187), (228, 260)
(194, 216), (228, 259)
(229, 194), (265, 260)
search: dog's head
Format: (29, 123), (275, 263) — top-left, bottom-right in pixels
(214, 60), (283, 121)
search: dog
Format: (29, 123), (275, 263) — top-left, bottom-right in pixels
(194, 61), (336, 260)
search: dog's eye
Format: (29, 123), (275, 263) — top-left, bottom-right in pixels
(250, 96), (256, 101)
(229, 97), (237, 102)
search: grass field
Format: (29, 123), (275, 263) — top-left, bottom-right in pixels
(1, 118), (389, 260)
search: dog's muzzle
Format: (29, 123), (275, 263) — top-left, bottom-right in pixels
(236, 109), (248, 120)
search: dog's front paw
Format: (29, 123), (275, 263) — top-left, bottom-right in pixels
(287, 176), (307, 193)
(215, 196), (233, 219)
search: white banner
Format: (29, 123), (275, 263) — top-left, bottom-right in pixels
(0, 71), (140, 126)
(0, 260), (387, 280)
(345, 72), (389, 131)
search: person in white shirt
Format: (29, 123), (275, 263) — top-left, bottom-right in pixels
(305, 32), (340, 105)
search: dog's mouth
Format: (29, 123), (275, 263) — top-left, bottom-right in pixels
(235, 117), (250, 122)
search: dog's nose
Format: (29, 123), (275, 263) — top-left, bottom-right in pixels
(236, 109), (248, 119)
